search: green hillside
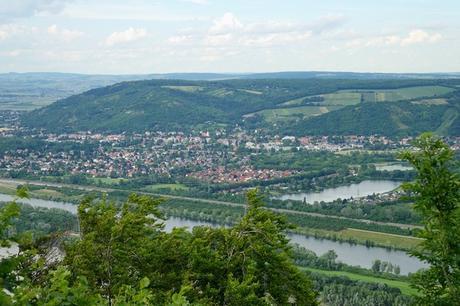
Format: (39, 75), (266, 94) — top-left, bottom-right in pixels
(284, 101), (458, 136)
(22, 78), (460, 134)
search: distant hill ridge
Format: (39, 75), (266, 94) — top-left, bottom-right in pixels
(22, 78), (460, 136)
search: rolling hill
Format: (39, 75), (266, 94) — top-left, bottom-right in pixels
(22, 78), (460, 135)
(3, 71), (460, 111)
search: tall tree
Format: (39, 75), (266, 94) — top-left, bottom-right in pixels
(64, 194), (166, 304)
(184, 190), (318, 305)
(401, 133), (460, 305)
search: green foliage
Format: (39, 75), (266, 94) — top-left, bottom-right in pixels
(311, 273), (413, 306)
(0, 203), (20, 245)
(65, 194), (166, 303)
(22, 78), (460, 134)
(285, 101), (454, 136)
(182, 190), (318, 305)
(401, 134), (460, 305)
(13, 266), (104, 305)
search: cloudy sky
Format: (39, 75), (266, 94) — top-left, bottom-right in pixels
(0, 0), (459, 74)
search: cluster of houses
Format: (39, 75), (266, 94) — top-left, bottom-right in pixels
(1, 122), (459, 182)
(186, 165), (297, 184)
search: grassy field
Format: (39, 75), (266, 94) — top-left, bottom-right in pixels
(281, 96), (313, 106)
(294, 226), (421, 251)
(239, 89), (263, 95)
(142, 183), (189, 192)
(340, 228), (422, 249)
(321, 92), (361, 106)
(88, 177), (125, 185)
(0, 95), (58, 111)
(411, 98), (448, 105)
(281, 92), (361, 107)
(301, 267), (418, 296)
(341, 85), (454, 102)
(161, 85), (203, 92)
(0, 181), (19, 195)
(255, 105), (342, 122)
(280, 85), (451, 108)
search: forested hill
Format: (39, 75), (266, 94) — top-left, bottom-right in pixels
(22, 78), (460, 135)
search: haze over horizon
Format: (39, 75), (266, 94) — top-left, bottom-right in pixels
(1, 0), (460, 74)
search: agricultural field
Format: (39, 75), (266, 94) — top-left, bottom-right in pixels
(321, 92), (362, 106)
(0, 94), (59, 111)
(142, 183), (189, 192)
(88, 177), (125, 185)
(238, 89), (263, 95)
(341, 85), (454, 102)
(161, 85), (203, 92)
(280, 85), (451, 109)
(253, 105), (342, 122)
(301, 267), (417, 296)
(339, 228), (422, 249)
(411, 98), (448, 105)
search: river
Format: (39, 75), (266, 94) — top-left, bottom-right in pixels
(277, 180), (401, 203)
(0, 194), (426, 275)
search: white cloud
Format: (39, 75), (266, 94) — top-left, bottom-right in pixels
(168, 34), (194, 44)
(242, 32), (312, 47)
(0, 0), (73, 22)
(47, 24), (83, 42)
(105, 27), (148, 46)
(0, 23), (32, 41)
(400, 29), (442, 46)
(0, 29), (7, 40)
(209, 12), (242, 34)
(347, 29), (442, 49)
(204, 13), (316, 48)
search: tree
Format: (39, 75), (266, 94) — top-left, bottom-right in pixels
(320, 250), (338, 269)
(183, 190), (318, 305)
(401, 133), (460, 305)
(372, 260), (381, 273)
(64, 194), (167, 304)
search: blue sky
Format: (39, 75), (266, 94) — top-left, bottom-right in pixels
(0, 0), (459, 74)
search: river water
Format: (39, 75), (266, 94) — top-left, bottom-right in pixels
(277, 180), (401, 203)
(0, 194), (426, 275)
(165, 217), (426, 275)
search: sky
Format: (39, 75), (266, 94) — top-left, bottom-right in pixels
(0, 0), (459, 74)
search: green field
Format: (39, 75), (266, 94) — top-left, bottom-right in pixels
(411, 98), (448, 105)
(301, 267), (418, 296)
(281, 92), (361, 107)
(321, 92), (362, 106)
(341, 85), (454, 102)
(340, 228), (422, 249)
(294, 227), (420, 250)
(254, 105), (342, 122)
(239, 89), (263, 95)
(280, 85), (450, 108)
(161, 85), (203, 92)
(142, 183), (189, 192)
(281, 96), (314, 106)
(0, 95), (59, 111)
(88, 177), (124, 185)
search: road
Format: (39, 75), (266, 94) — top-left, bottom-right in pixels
(0, 178), (422, 230)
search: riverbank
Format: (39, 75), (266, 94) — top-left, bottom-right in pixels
(0, 178), (422, 251)
(301, 267), (417, 296)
